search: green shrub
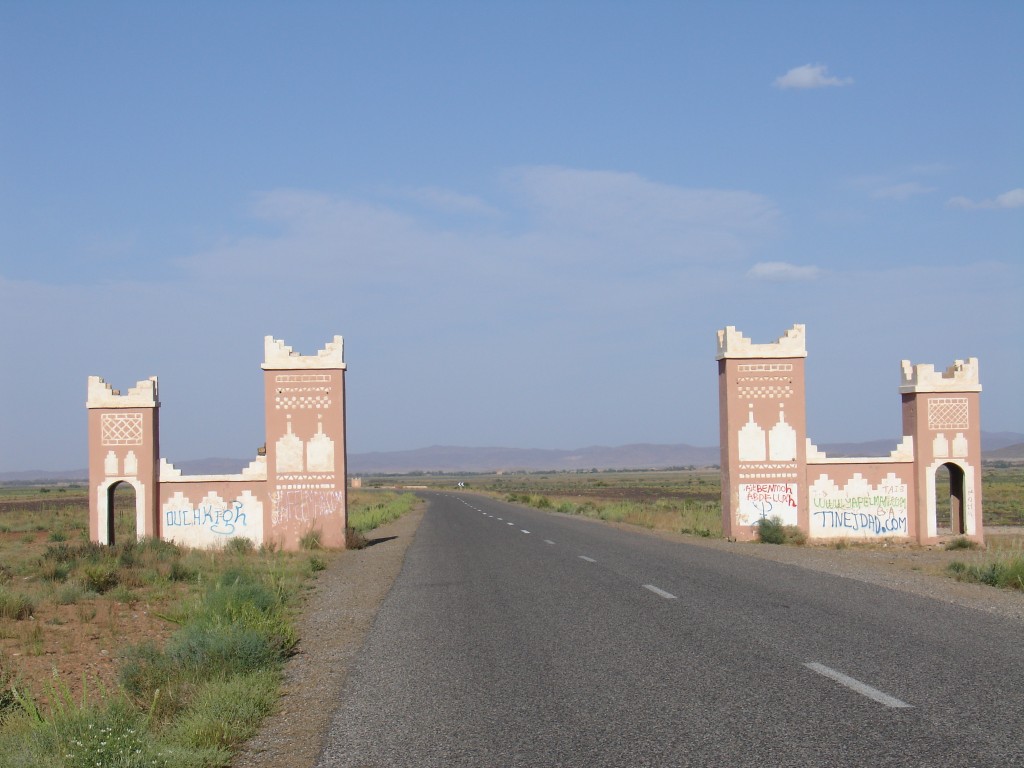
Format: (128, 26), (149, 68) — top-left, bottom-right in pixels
(755, 516), (786, 544)
(168, 624), (282, 679)
(945, 537), (978, 550)
(54, 584), (85, 606)
(168, 560), (197, 583)
(532, 496), (553, 509)
(309, 556), (327, 572)
(947, 555), (1024, 591)
(39, 560), (71, 583)
(119, 641), (176, 701)
(298, 529), (322, 551)
(783, 525), (807, 545)
(45, 696), (166, 768)
(224, 537), (256, 555)
(81, 562), (119, 594)
(0, 589), (34, 620)
(345, 527), (367, 549)
(166, 669), (278, 751)
(47, 530), (67, 543)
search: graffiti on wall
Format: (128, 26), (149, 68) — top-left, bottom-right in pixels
(270, 489), (344, 528)
(737, 482), (798, 526)
(162, 490), (264, 548)
(809, 473), (908, 538)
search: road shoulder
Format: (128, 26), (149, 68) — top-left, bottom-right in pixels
(233, 504), (426, 768)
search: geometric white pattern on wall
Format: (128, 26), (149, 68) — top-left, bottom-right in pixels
(927, 397), (969, 430)
(101, 412), (143, 445)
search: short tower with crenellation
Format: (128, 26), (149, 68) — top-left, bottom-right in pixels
(86, 376), (160, 544)
(899, 358), (983, 543)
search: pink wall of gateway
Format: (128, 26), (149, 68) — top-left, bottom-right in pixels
(717, 325), (983, 545)
(87, 336), (347, 551)
(805, 463), (915, 541)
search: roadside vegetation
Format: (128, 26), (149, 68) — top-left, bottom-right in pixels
(0, 485), (416, 768)
(947, 532), (1024, 592)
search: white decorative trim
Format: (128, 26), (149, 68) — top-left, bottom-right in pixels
(159, 455), (267, 483)
(262, 335), (346, 370)
(87, 376), (159, 408)
(716, 325), (806, 360)
(899, 358), (981, 393)
(95, 478), (147, 545)
(738, 408), (766, 462)
(806, 435), (914, 464)
(925, 459), (977, 537)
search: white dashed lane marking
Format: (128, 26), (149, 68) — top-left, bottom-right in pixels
(643, 584), (677, 599)
(544, 540), (555, 545)
(803, 663), (912, 709)
(521, 530), (530, 534)
(578, 556), (596, 563)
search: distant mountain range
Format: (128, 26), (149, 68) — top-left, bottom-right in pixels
(3, 432), (1023, 482)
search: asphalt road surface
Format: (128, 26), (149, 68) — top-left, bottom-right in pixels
(316, 492), (1024, 767)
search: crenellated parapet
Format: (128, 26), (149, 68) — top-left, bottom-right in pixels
(899, 358), (981, 393)
(716, 324), (807, 360)
(262, 336), (345, 370)
(87, 375), (159, 408)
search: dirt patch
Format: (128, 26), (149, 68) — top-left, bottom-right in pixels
(0, 583), (183, 707)
(232, 504), (425, 768)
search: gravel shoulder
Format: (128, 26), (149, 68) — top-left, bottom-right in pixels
(233, 505), (425, 768)
(234, 498), (1022, 766)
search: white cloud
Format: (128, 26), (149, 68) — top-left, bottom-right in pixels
(394, 186), (500, 217)
(747, 261), (822, 281)
(872, 182), (934, 201)
(773, 64), (853, 90)
(848, 166), (946, 202)
(505, 166), (780, 264)
(948, 188), (1024, 210)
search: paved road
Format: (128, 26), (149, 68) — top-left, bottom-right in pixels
(317, 492), (1024, 767)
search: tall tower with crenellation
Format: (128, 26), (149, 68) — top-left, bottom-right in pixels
(262, 336), (348, 549)
(717, 325), (808, 541)
(86, 376), (160, 544)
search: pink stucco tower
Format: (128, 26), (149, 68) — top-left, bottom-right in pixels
(900, 358), (983, 542)
(717, 325), (808, 541)
(262, 336), (348, 549)
(86, 376), (160, 544)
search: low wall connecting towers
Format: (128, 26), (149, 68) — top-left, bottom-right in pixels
(87, 336), (348, 551)
(717, 325), (983, 545)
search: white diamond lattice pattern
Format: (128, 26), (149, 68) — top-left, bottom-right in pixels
(928, 398), (969, 431)
(101, 413), (144, 446)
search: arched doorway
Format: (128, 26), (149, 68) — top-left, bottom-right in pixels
(99, 479), (143, 545)
(933, 462), (966, 536)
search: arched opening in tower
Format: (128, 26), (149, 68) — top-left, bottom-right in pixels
(933, 463), (966, 536)
(104, 480), (138, 545)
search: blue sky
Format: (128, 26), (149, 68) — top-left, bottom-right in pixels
(1, 2), (1021, 471)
